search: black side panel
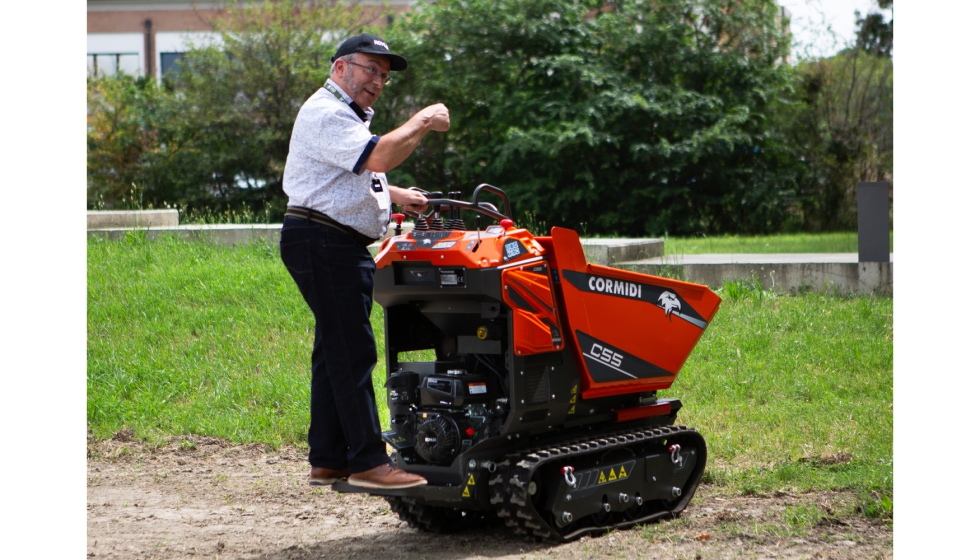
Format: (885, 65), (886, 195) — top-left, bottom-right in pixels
(375, 265), (503, 308)
(387, 305), (443, 355)
(575, 330), (674, 383)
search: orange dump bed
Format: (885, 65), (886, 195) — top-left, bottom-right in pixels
(545, 227), (721, 399)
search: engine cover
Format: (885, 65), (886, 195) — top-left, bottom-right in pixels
(414, 413), (460, 465)
(419, 372), (496, 407)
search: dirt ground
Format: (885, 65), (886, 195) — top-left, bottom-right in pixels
(87, 433), (892, 559)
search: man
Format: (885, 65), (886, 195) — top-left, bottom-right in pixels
(279, 33), (449, 489)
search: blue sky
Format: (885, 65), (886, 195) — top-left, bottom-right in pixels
(779, 0), (891, 60)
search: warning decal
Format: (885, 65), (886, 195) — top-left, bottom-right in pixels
(577, 460), (634, 487)
(462, 472), (477, 498)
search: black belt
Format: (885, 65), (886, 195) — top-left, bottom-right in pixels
(284, 206), (378, 246)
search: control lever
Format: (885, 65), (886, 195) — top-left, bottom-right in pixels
(391, 213), (405, 236)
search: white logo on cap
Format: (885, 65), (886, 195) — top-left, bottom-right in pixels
(374, 39), (389, 51)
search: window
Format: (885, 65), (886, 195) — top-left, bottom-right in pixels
(88, 53), (140, 77)
(160, 52), (186, 77)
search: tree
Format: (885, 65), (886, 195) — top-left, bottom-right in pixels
(375, 0), (799, 236)
(856, 0), (893, 58)
(788, 4), (893, 231)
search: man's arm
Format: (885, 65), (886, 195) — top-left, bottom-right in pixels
(363, 103), (450, 173)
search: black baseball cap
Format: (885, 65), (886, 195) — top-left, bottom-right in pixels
(331, 33), (407, 71)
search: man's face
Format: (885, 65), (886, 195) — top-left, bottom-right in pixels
(340, 53), (391, 109)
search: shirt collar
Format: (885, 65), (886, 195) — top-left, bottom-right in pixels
(325, 79), (374, 123)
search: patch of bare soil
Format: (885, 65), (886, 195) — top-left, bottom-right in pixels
(88, 435), (892, 559)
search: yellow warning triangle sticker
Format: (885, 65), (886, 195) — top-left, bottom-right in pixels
(462, 486), (471, 497)
(598, 471), (606, 483)
(467, 474), (476, 486)
(619, 466), (628, 479)
(608, 468), (617, 481)
(571, 384), (578, 394)
(568, 405), (576, 415)
(569, 395), (577, 404)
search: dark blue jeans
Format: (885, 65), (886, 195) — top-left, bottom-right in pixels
(279, 216), (388, 473)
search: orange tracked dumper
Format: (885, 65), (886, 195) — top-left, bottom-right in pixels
(332, 185), (721, 540)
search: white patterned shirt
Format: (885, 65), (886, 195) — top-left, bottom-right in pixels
(283, 79), (390, 239)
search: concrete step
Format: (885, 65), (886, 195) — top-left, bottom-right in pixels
(88, 210), (178, 229)
(580, 238), (664, 266)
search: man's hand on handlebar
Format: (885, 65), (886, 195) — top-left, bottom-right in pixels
(390, 185), (429, 215)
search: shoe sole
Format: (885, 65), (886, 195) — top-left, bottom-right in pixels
(346, 478), (427, 490)
(309, 477), (345, 486)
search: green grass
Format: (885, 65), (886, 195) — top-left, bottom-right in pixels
(662, 231), (894, 255)
(179, 201), (280, 225)
(667, 285), (892, 498)
(88, 234), (892, 499)
(87, 232), (314, 445)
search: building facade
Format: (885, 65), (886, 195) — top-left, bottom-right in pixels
(87, 0), (412, 79)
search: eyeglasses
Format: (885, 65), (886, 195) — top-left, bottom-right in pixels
(346, 60), (391, 85)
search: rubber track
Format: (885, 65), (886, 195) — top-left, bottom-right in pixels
(488, 425), (705, 541)
(387, 496), (494, 534)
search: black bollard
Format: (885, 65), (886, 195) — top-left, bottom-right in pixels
(857, 182), (891, 263)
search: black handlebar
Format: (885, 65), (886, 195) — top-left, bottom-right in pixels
(407, 183), (513, 223)
(471, 184), (513, 219)
(421, 198), (508, 221)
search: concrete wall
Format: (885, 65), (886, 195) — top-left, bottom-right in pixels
(85, 214), (892, 295)
(87, 221), (415, 247)
(622, 261), (893, 295)
(88, 224), (280, 245)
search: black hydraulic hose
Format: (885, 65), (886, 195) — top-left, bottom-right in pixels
(475, 353), (507, 395)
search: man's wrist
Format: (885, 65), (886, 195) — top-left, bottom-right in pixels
(417, 110), (433, 132)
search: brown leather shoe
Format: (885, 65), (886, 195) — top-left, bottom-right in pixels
(310, 466), (350, 486)
(348, 463), (427, 489)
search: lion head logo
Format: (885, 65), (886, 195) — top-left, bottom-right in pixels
(658, 291), (681, 318)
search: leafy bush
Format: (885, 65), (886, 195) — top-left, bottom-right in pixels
(87, 75), (167, 209)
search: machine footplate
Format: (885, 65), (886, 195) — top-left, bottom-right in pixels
(330, 480), (467, 504)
